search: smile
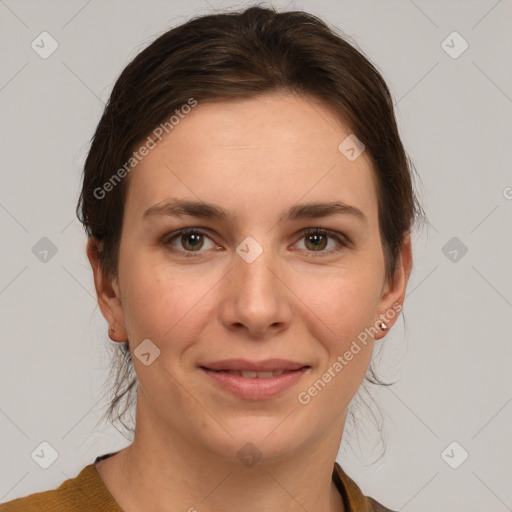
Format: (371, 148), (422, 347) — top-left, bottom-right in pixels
(210, 369), (286, 378)
(200, 359), (310, 400)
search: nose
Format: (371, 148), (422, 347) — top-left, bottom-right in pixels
(218, 245), (293, 339)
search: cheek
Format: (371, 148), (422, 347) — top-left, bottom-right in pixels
(291, 258), (383, 404)
(295, 275), (379, 411)
(119, 254), (218, 348)
(295, 259), (383, 344)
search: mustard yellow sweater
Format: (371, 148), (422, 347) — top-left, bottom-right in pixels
(0, 456), (394, 512)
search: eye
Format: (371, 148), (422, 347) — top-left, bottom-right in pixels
(294, 228), (349, 256)
(163, 228), (219, 256)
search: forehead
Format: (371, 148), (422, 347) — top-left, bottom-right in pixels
(123, 92), (379, 226)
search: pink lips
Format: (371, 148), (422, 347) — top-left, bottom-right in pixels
(200, 359), (310, 400)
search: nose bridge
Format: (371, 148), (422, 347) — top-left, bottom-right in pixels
(237, 245), (277, 296)
(219, 237), (292, 336)
(235, 240), (280, 308)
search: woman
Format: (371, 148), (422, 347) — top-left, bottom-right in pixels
(0, 5), (420, 511)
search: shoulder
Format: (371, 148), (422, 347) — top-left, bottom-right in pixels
(334, 463), (396, 512)
(0, 463), (121, 512)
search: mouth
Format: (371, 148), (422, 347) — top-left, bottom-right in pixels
(205, 369), (290, 378)
(199, 359), (310, 400)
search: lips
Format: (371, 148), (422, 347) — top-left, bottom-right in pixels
(215, 370), (285, 378)
(200, 358), (308, 373)
(199, 359), (310, 400)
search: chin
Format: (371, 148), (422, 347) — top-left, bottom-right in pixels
(201, 412), (316, 466)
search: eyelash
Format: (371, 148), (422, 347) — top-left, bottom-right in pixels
(163, 227), (350, 258)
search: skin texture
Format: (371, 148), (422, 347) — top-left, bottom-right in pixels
(87, 91), (412, 512)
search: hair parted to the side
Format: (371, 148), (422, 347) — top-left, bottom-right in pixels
(77, 4), (425, 445)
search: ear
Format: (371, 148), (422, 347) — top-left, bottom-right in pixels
(86, 237), (128, 343)
(375, 232), (413, 340)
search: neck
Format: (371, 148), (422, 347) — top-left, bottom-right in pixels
(98, 401), (346, 512)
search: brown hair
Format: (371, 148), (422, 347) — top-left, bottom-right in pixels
(77, 5), (424, 439)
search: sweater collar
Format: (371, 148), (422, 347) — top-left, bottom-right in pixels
(92, 453), (383, 512)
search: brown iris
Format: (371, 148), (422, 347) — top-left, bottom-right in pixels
(180, 232), (204, 251)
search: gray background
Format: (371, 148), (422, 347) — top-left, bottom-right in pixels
(1, 0), (511, 510)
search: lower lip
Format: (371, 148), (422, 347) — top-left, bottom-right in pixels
(201, 368), (309, 400)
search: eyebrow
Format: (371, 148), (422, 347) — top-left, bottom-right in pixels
(143, 198), (367, 224)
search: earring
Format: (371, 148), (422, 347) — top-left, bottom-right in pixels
(379, 321), (389, 331)
(109, 326), (115, 333)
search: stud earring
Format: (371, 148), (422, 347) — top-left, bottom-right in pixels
(109, 326), (115, 333)
(379, 321), (389, 331)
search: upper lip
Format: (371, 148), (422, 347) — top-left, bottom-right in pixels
(200, 359), (309, 372)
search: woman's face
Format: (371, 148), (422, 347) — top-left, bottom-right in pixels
(91, 92), (411, 463)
